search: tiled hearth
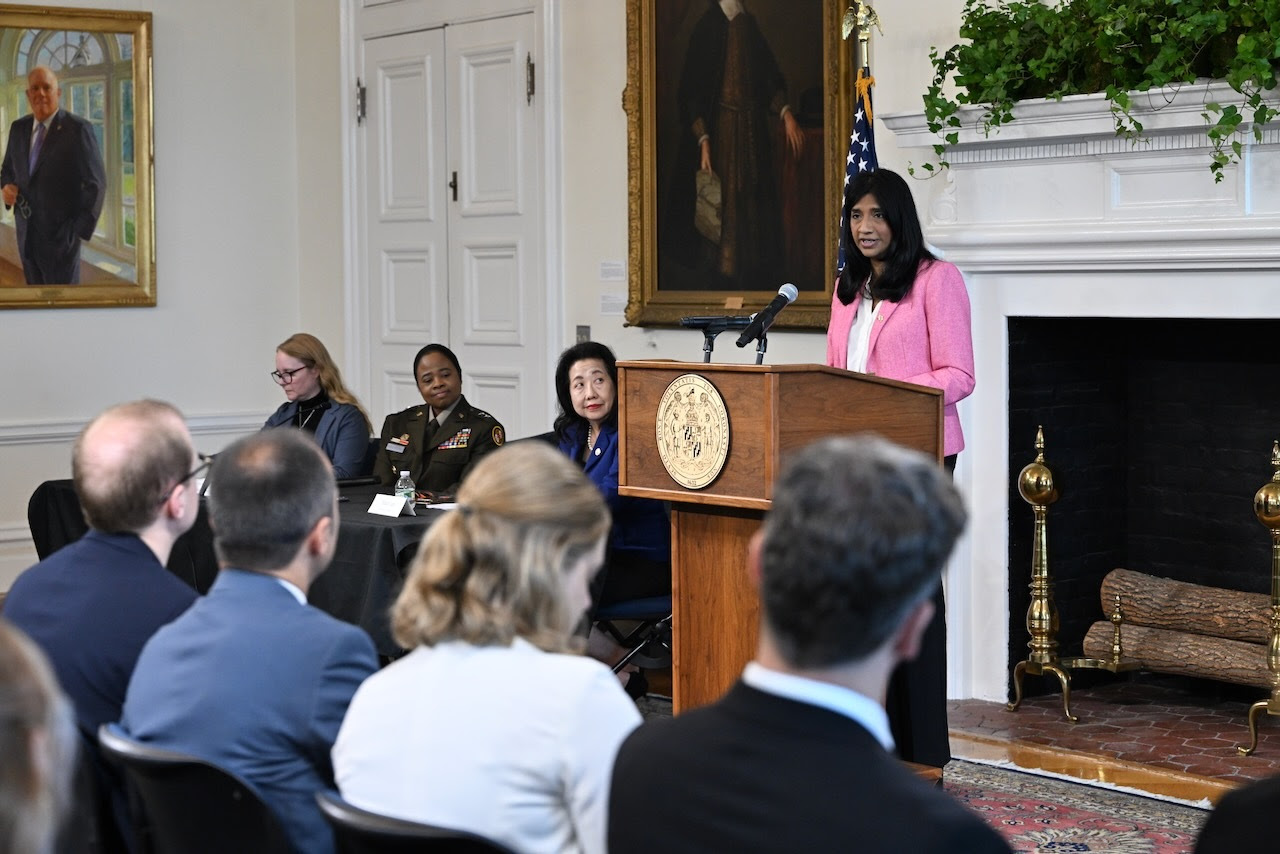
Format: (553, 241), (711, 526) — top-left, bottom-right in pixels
(949, 675), (1280, 803)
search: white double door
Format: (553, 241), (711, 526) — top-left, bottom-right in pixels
(359, 11), (548, 440)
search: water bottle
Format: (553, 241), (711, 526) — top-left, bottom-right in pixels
(394, 468), (415, 506)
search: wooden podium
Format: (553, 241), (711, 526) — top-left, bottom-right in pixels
(616, 361), (943, 712)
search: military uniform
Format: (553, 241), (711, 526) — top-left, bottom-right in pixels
(373, 395), (505, 493)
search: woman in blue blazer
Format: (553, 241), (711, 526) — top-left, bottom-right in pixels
(263, 333), (372, 478)
(553, 342), (671, 609)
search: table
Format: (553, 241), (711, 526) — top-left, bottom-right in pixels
(26, 480), (444, 657)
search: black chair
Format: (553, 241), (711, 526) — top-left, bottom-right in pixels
(97, 723), (294, 854)
(316, 791), (517, 853)
(594, 595), (672, 674)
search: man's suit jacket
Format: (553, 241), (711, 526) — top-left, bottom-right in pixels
(121, 568), (378, 854)
(608, 681), (1011, 854)
(373, 394), (505, 492)
(0, 108), (107, 283)
(1193, 772), (1280, 852)
(2, 530), (197, 737)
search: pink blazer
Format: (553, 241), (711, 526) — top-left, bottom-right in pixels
(825, 259), (975, 456)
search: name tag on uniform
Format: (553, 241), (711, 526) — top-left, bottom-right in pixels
(386, 434), (410, 454)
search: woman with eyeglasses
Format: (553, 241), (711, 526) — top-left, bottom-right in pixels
(263, 333), (373, 478)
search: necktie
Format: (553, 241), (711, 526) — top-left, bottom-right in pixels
(426, 418), (440, 441)
(28, 122), (45, 173)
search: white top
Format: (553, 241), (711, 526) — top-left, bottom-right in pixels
(844, 289), (878, 374)
(333, 639), (641, 854)
(742, 661), (895, 750)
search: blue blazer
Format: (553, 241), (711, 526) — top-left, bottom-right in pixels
(0, 108), (107, 283)
(121, 568), (378, 854)
(558, 422), (670, 563)
(3, 530), (197, 736)
(264, 400), (369, 478)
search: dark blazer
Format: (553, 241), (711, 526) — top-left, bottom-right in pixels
(263, 400), (370, 478)
(121, 568), (378, 854)
(1194, 773), (1280, 852)
(608, 681), (1012, 854)
(0, 108), (107, 283)
(372, 395), (505, 492)
(558, 421), (669, 564)
(2, 530), (197, 737)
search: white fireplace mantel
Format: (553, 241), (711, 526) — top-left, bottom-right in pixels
(883, 82), (1280, 274)
(882, 84), (1280, 702)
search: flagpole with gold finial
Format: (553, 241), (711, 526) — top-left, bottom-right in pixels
(843, 3), (882, 123)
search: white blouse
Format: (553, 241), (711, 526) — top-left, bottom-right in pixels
(845, 289), (878, 374)
(333, 639), (641, 854)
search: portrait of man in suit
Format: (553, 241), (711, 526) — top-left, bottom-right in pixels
(0, 64), (107, 284)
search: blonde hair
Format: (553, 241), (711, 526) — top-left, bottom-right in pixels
(392, 442), (610, 653)
(0, 619), (75, 854)
(277, 333), (372, 434)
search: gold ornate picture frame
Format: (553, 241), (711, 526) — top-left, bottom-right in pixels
(623, 0), (853, 328)
(0, 4), (153, 309)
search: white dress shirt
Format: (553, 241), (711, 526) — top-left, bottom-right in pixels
(742, 661), (895, 750)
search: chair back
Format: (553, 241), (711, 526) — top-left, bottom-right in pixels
(316, 791), (516, 854)
(97, 723), (294, 854)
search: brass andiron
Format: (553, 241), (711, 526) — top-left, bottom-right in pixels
(1238, 441), (1280, 756)
(1062, 593), (1140, 674)
(1007, 426), (1079, 722)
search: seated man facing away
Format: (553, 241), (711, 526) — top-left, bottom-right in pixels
(4, 399), (201, 847)
(121, 429), (378, 854)
(608, 436), (1012, 854)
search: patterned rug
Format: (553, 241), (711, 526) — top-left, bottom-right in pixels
(945, 760), (1209, 853)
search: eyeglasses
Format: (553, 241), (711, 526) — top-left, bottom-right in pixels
(158, 454), (213, 506)
(15, 195), (30, 219)
(270, 366), (309, 385)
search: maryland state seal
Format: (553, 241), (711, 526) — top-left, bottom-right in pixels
(655, 374), (730, 490)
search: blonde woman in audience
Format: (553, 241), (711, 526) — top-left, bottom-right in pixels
(0, 619), (75, 854)
(264, 332), (373, 478)
(333, 442), (641, 854)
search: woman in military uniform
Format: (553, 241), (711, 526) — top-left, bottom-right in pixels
(373, 344), (505, 495)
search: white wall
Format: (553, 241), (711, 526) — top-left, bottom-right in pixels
(0, 0), (316, 588)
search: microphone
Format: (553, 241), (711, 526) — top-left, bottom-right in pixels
(736, 283), (799, 347)
(680, 315), (754, 331)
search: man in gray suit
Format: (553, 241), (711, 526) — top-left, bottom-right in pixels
(609, 436), (1011, 853)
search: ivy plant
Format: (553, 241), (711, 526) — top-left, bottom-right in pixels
(920, 0), (1280, 181)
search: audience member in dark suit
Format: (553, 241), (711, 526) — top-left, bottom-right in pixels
(373, 343), (505, 494)
(4, 399), (202, 848)
(0, 65), (107, 284)
(0, 619), (76, 854)
(1194, 772), (1280, 852)
(121, 429), (378, 854)
(608, 436), (1012, 854)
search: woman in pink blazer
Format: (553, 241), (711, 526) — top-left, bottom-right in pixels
(825, 168), (975, 768)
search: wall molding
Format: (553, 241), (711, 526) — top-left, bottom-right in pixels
(0, 413), (262, 447)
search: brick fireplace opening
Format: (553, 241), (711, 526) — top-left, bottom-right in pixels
(1006, 317), (1280, 697)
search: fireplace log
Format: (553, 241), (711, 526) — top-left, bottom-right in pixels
(1098, 568), (1269, 644)
(1082, 622), (1268, 689)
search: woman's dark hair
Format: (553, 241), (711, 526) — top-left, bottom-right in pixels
(552, 341), (618, 443)
(835, 168), (935, 306)
(412, 343), (462, 376)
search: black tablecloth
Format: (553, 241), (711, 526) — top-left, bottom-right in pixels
(26, 480), (443, 657)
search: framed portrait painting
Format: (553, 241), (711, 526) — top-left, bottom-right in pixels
(0, 4), (153, 309)
(623, 0), (855, 328)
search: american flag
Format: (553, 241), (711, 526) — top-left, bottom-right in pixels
(838, 67), (878, 271)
